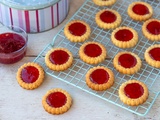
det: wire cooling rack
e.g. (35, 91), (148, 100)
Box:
(34, 0), (160, 116)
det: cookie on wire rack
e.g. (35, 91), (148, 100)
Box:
(64, 20), (91, 42)
(127, 1), (153, 21)
(111, 26), (138, 48)
(95, 9), (121, 29)
(119, 80), (149, 106)
(79, 41), (107, 64)
(144, 44), (160, 68)
(45, 48), (73, 71)
(86, 66), (114, 91)
(93, 0), (116, 6)
(142, 19), (160, 41)
(113, 51), (142, 75)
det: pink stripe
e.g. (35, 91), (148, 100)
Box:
(36, 10), (40, 32)
(57, 3), (59, 24)
(9, 8), (13, 26)
(51, 6), (54, 28)
(24, 11), (30, 32)
(18, 11), (23, 29)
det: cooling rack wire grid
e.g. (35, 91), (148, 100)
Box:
(34, 0), (160, 116)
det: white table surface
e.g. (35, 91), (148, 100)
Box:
(0, 0), (160, 120)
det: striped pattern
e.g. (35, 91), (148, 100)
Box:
(0, 0), (69, 33)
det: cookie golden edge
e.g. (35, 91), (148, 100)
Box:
(144, 44), (160, 68)
(95, 9), (122, 29)
(16, 62), (45, 90)
(42, 88), (72, 115)
(111, 26), (138, 48)
(79, 41), (107, 64)
(113, 51), (142, 74)
(92, 0), (116, 6)
(86, 66), (114, 91)
(45, 48), (73, 71)
(127, 1), (153, 21)
(119, 80), (149, 106)
(142, 19), (160, 41)
(64, 20), (91, 42)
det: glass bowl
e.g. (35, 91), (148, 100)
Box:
(0, 25), (28, 64)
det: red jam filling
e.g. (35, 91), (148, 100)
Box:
(46, 92), (67, 108)
(132, 4), (149, 15)
(49, 50), (69, 65)
(118, 53), (137, 68)
(69, 22), (86, 36)
(0, 33), (26, 64)
(115, 29), (133, 41)
(0, 33), (25, 53)
(84, 44), (102, 57)
(146, 21), (160, 35)
(21, 66), (39, 83)
(90, 69), (109, 84)
(124, 83), (144, 99)
(100, 10), (117, 23)
(149, 47), (160, 61)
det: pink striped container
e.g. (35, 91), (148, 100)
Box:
(0, 0), (69, 33)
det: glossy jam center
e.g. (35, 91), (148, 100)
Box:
(118, 53), (137, 68)
(84, 44), (102, 57)
(146, 21), (160, 35)
(46, 92), (67, 108)
(0, 33), (25, 53)
(124, 83), (144, 99)
(21, 66), (39, 83)
(69, 22), (86, 36)
(149, 47), (160, 61)
(115, 29), (133, 41)
(90, 69), (109, 84)
(100, 10), (117, 23)
(132, 4), (149, 15)
(49, 50), (69, 65)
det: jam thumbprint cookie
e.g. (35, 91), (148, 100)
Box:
(142, 19), (160, 41)
(111, 26), (138, 48)
(42, 88), (72, 115)
(119, 80), (148, 106)
(16, 62), (44, 90)
(127, 1), (153, 21)
(45, 48), (73, 71)
(86, 66), (114, 91)
(95, 9), (121, 29)
(92, 0), (116, 6)
(113, 51), (141, 74)
(144, 44), (160, 68)
(79, 41), (107, 64)
(64, 20), (91, 42)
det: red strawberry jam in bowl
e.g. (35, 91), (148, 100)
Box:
(0, 26), (27, 64)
